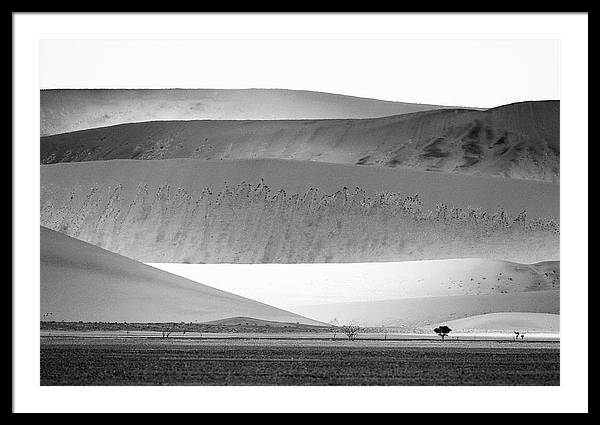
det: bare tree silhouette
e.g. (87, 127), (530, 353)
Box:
(341, 324), (361, 341)
(162, 326), (175, 339)
(329, 318), (339, 341)
(381, 323), (388, 341)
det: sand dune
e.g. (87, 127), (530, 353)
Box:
(41, 159), (558, 264)
(203, 317), (326, 329)
(150, 259), (559, 308)
(40, 226), (323, 325)
(40, 88), (461, 136)
(41, 100), (559, 181)
(39, 89), (561, 333)
(436, 312), (559, 333)
(150, 259), (559, 332)
(40, 158), (559, 218)
(291, 290), (559, 329)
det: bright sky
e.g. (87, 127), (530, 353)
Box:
(40, 39), (559, 108)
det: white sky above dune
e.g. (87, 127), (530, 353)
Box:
(40, 39), (559, 108)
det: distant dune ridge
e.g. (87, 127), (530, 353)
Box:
(40, 225), (324, 324)
(41, 99), (559, 182)
(283, 259), (560, 329)
(41, 159), (558, 264)
(40, 88), (464, 136)
(292, 290), (559, 329)
(150, 258), (559, 331)
(438, 312), (559, 333)
(150, 259), (559, 308)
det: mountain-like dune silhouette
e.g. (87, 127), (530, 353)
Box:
(40, 88), (463, 136)
(41, 159), (559, 264)
(40, 226), (323, 324)
(41, 100), (558, 182)
(203, 317), (325, 329)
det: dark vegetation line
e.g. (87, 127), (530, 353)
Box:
(40, 321), (331, 334)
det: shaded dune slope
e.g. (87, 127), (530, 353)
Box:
(41, 88), (460, 136)
(40, 226), (323, 325)
(41, 101), (559, 182)
(41, 159), (559, 264)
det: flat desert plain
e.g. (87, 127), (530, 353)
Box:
(40, 336), (559, 386)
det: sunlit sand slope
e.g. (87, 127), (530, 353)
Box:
(41, 159), (558, 264)
(41, 100), (558, 181)
(437, 312), (559, 333)
(149, 259), (559, 308)
(40, 226), (324, 325)
(291, 290), (559, 328)
(40, 88), (459, 136)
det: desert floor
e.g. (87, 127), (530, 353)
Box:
(41, 334), (559, 386)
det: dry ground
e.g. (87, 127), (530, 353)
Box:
(40, 336), (559, 386)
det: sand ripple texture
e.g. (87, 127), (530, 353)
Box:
(41, 173), (559, 264)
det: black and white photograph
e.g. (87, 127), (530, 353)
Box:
(13, 13), (588, 413)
